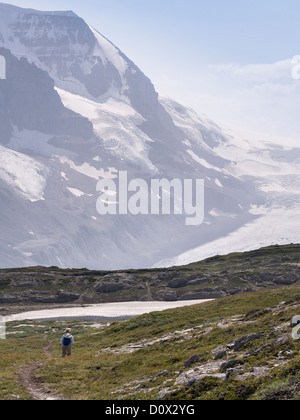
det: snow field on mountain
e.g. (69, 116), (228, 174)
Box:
(89, 26), (129, 78)
(0, 145), (47, 202)
(155, 205), (300, 268)
(56, 88), (157, 174)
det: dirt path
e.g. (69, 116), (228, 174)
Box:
(146, 281), (153, 301)
(19, 339), (63, 401)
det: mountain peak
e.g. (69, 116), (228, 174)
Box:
(0, 2), (77, 17)
(0, 3), (166, 123)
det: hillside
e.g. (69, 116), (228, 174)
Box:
(1, 285), (300, 400)
(0, 244), (299, 316)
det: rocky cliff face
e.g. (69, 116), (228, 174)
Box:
(0, 245), (299, 312)
(0, 4), (173, 138)
(0, 47), (93, 144)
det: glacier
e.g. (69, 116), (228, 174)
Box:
(0, 3), (299, 270)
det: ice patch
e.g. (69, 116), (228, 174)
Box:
(215, 178), (223, 188)
(154, 206), (300, 268)
(55, 156), (117, 180)
(67, 187), (86, 198)
(0, 145), (48, 202)
(187, 150), (222, 172)
(56, 88), (157, 174)
(61, 172), (69, 181)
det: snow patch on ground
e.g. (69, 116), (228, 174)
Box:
(5, 300), (211, 322)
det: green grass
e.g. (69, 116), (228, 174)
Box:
(0, 286), (300, 400)
(1, 285), (299, 400)
(0, 335), (45, 400)
(0, 244), (299, 400)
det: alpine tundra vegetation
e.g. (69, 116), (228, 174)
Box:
(0, 245), (299, 400)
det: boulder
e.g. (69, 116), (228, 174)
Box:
(214, 350), (227, 361)
(185, 355), (200, 368)
(220, 359), (242, 373)
(229, 333), (265, 352)
(167, 278), (188, 289)
(163, 291), (178, 302)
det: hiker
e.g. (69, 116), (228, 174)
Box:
(60, 328), (74, 358)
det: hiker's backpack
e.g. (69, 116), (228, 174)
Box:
(63, 336), (72, 346)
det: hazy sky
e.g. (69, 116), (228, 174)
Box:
(6, 0), (300, 145)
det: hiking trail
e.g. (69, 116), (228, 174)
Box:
(19, 338), (63, 401)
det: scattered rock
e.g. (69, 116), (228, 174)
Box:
(226, 366), (245, 379)
(185, 355), (200, 369)
(276, 334), (291, 344)
(175, 361), (225, 386)
(245, 309), (261, 318)
(156, 370), (168, 378)
(211, 345), (227, 356)
(229, 333), (265, 352)
(214, 351), (227, 361)
(245, 308), (270, 319)
(220, 359), (242, 373)
(235, 366), (270, 381)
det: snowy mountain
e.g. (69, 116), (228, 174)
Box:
(0, 3), (299, 269)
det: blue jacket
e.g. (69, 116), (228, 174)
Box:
(60, 333), (74, 346)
